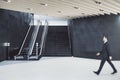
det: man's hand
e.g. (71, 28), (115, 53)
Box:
(109, 56), (112, 60)
(96, 52), (100, 56)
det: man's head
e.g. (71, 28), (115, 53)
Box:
(103, 35), (108, 43)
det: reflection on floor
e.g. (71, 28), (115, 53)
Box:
(0, 57), (119, 80)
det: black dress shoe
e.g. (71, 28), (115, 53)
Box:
(111, 71), (117, 74)
(93, 71), (99, 75)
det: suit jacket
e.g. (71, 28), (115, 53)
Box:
(100, 42), (111, 59)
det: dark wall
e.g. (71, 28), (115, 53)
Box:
(69, 14), (120, 60)
(0, 9), (33, 61)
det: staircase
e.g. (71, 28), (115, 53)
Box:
(43, 26), (71, 56)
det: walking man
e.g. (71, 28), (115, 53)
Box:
(93, 35), (117, 75)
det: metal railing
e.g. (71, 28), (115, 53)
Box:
(27, 20), (41, 60)
(39, 20), (49, 56)
(14, 21), (33, 60)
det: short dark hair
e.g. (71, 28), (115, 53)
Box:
(103, 34), (108, 38)
(103, 35), (107, 38)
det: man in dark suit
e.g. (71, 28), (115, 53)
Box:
(93, 36), (117, 75)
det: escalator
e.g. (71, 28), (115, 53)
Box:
(14, 19), (48, 60)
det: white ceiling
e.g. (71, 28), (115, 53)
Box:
(0, 0), (120, 19)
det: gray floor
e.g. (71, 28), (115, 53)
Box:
(0, 57), (120, 80)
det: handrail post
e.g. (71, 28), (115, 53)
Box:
(36, 42), (39, 59)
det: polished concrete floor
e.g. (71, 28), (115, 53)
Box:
(0, 57), (119, 80)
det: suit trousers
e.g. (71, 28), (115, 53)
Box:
(97, 58), (117, 74)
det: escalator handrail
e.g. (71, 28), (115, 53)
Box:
(39, 20), (48, 56)
(17, 21), (33, 56)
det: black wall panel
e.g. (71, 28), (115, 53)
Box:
(0, 9), (33, 61)
(69, 14), (120, 60)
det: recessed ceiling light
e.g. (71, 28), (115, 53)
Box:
(3, 0), (11, 3)
(27, 8), (33, 11)
(73, 6), (79, 9)
(39, 3), (48, 6)
(67, 16), (70, 17)
(82, 13), (85, 15)
(99, 9), (104, 12)
(57, 11), (62, 13)
(94, 0), (102, 5)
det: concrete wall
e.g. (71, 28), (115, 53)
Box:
(69, 14), (120, 60)
(0, 9), (33, 61)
